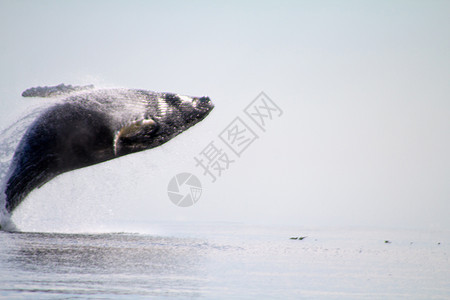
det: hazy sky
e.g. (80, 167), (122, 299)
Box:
(0, 0), (449, 231)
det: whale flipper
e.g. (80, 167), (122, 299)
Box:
(113, 119), (158, 156)
(21, 84), (95, 98)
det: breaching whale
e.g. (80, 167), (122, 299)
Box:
(3, 84), (214, 213)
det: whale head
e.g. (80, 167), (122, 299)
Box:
(113, 92), (214, 156)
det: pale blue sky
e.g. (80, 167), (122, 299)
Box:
(1, 0), (449, 230)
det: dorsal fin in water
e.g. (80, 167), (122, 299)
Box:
(22, 83), (95, 98)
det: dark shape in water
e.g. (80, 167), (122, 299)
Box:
(4, 84), (214, 213)
(289, 236), (307, 240)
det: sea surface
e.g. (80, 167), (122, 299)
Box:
(0, 223), (449, 299)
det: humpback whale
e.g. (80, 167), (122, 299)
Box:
(3, 84), (214, 213)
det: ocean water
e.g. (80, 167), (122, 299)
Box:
(0, 223), (449, 299)
(0, 98), (448, 299)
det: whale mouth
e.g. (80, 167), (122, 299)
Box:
(198, 96), (210, 103)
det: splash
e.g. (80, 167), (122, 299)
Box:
(0, 100), (62, 231)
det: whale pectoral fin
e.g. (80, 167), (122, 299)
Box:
(114, 118), (158, 156)
(22, 84), (95, 98)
